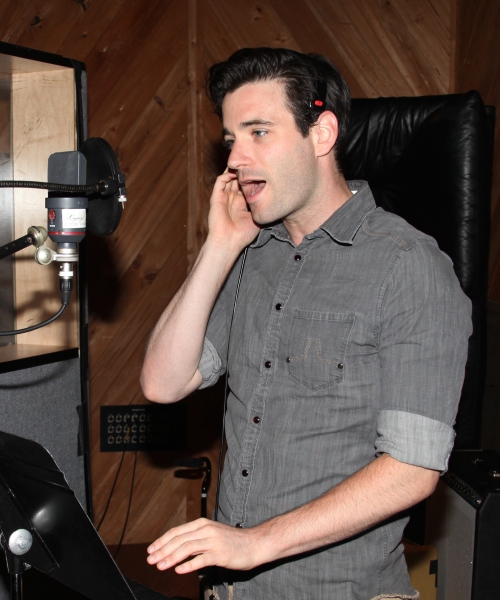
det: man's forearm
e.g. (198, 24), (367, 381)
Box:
(252, 453), (439, 564)
(140, 238), (241, 403)
(147, 454), (439, 573)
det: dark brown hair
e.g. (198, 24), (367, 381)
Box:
(207, 47), (351, 168)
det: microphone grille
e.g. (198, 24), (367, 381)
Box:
(48, 151), (87, 188)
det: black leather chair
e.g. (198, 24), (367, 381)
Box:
(344, 90), (494, 449)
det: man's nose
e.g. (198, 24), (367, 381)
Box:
(227, 140), (250, 171)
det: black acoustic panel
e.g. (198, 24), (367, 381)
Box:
(345, 92), (493, 449)
(0, 358), (86, 600)
(0, 359), (85, 505)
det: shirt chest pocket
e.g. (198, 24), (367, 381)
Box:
(286, 310), (356, 391)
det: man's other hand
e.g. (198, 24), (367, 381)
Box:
(146, 518), (262, 574)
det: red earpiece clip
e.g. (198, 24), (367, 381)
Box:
(314, 100), (324, 107)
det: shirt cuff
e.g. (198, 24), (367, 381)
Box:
(198, 338), (224, 389)
(375, 409), (456, 472)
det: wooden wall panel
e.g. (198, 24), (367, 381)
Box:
(304, 0), (450, 96)
(187, 0), (205, 269)
(82, 3), (192, 546)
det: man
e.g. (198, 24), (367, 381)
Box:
(141, 48), (471, 599)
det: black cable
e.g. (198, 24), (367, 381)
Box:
(214, 247), (249, 522)
(0, 179), (103, 194)
(96, 451), (126, 531)
(114, 450), (138, 560)
(0, 303), (67, 336)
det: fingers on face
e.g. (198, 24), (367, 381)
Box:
(217, 170), (236, 185)
(229, 177), (241, 195)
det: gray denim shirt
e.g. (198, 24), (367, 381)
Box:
(199, 181), (472, 600)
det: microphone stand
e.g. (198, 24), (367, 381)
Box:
(0, 530), (37, 600)
(174, 457), (212, 600)
(0, 225), (77, 337)
(0, 226), (47, 261)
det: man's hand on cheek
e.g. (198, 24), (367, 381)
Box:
(207, 170), (260, 252)
(146, 518), (264, 574)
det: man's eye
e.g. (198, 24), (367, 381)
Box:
(253, 130), (267, 138)
(223, 139), (234, 150)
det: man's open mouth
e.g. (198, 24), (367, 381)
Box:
(240, 180), (266, 198)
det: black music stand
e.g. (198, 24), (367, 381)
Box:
(0, 430), (163, 600)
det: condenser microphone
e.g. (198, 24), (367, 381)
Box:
(46, 151), (88, 245)
(0, 141), (126, 336)
(44, 151), (88, 305)
(45, 139), (126, 240)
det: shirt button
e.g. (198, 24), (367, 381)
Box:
(253, 416), (261, 424)
(294, 254), (302, 261)
(235, 523), (243, 528)
(337, 363), (344, 369)
(286, 357), (291, 363)
(242, 469), (249, 477)
(275, 303), (282, 310)
(264, 360), (272, 369)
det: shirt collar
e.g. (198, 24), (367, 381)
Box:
(251, 180), (376, 248)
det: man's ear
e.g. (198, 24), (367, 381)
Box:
(312, 111), (339, 157)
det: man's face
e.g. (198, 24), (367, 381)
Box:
(222, 80), (319, 227)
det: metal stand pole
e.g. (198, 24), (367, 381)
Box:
(0, 226), (47, 261)
(1, 530), (33, 600)
(10, 573), (22, 600)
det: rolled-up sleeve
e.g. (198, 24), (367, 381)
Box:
(374, 239), (472, 471)
(376, 411), (456, 471)
(197, 258), (238, 389)
(198, 337), (225, 389)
